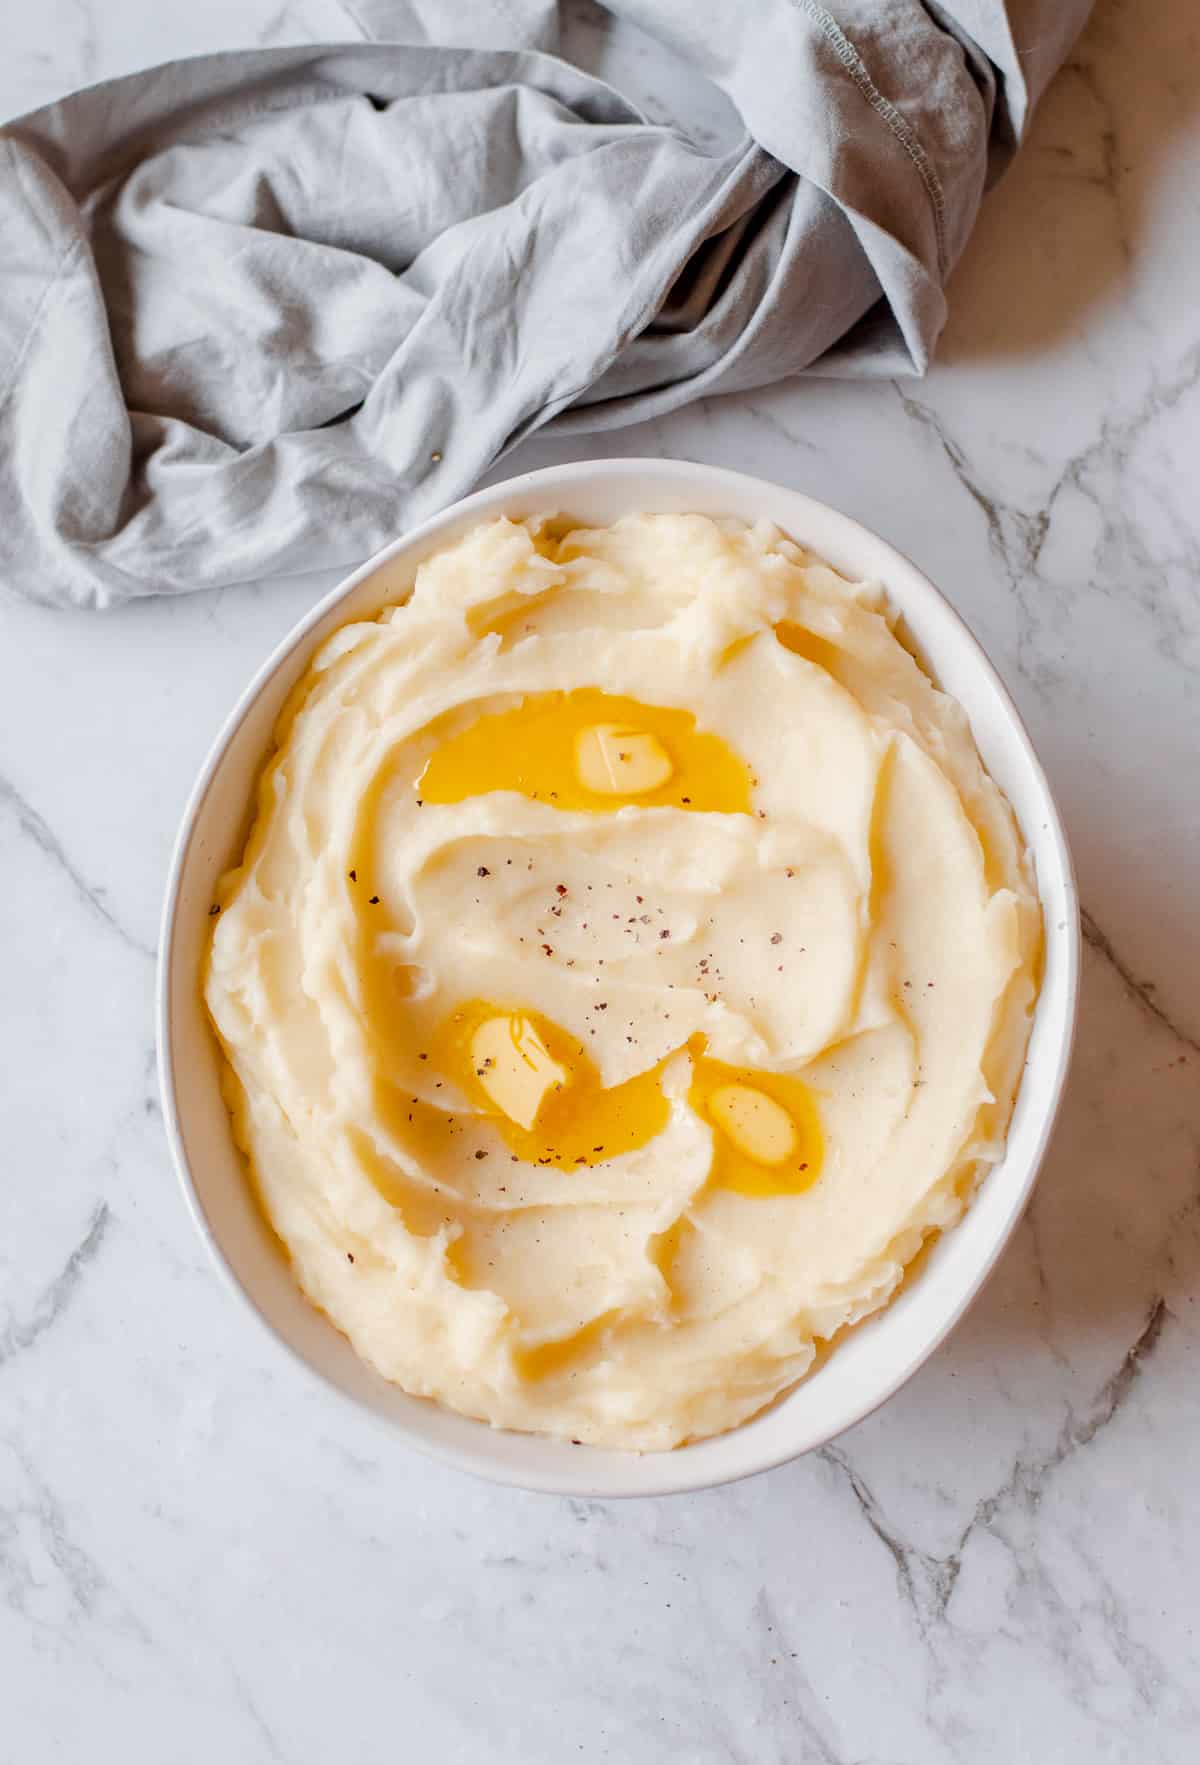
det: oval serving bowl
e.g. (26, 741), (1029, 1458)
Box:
(158, 459), (1079, 1497)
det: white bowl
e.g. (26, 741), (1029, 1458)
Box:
(158, 459), (1079, 1497)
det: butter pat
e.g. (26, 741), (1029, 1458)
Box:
(575, 724), (674, 796)
(708, 1084), (797, 1165)
(470, 1014), (569, 1130)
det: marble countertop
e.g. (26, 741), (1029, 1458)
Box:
(3, 2), (1198, 1759)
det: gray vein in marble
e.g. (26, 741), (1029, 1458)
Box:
(0, 1202), (112, 1370)
(743, 1588), (849, 1765)
(1047, 342), (1200, 545)
(64, 0), (98, 83)
(1021, 1197), (1072, 1372)
(1066, 1535), (1175, 1715)
(229, 1665), (290, 1763)
(817, 1444), (958, 1636)
(1081, 908), (1200, 1055)
(903, 343), (1200, 563)
(717, 398), (822, 456)
(0, 771), (154, 961)
(1058, 53), (1126, 237)
(0, 1452), (105, 1626)
(823, 1296), (1170, 1638)
(951, 1293), (1168, 1545)
(893, 345), (1200, 683)
(255, 2), (298, 45)
(891, 383), (1049, 597)
(0, 1438), (152, 1647)
(255, 0), (356, 48)
(1072, 1294), (1167, 1449)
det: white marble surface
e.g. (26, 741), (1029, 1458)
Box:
(2, 2), (1199, 1758)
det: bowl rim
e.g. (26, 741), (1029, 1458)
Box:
(158, 457), (1080, 1496)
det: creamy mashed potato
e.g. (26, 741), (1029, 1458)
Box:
(205, 514), (1041, 1450)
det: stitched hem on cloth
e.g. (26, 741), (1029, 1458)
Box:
(788, 0), (949, 276)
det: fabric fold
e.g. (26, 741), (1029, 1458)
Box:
(0, 1), (1091, 608)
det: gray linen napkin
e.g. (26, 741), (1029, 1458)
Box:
(0, 1), (1090, 609)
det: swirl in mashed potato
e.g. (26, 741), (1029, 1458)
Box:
(205, 513), (1041, 1450)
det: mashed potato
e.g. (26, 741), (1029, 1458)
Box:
(205, 514), (1041, 1449)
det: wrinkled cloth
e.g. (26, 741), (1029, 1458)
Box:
(0, 0), (1091, 609)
